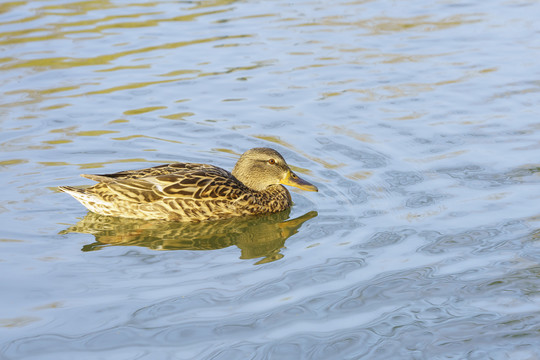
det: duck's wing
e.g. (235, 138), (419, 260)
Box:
(84, 165), (248, 203)
(81, 163), (215, 182)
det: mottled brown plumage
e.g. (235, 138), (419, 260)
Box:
(58, 148), (318, 221)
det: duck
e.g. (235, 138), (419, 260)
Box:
(58, 147), (318, 221)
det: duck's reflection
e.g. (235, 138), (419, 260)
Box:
(61, 210), (317, 264)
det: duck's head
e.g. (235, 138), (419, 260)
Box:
(232, 147), (318, 192)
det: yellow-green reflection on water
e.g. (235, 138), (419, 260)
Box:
(0, 159), (28, 166)
(292, 14), (480, 33)
(62, 210), (317, 264)
(41, 158), (155, 169)
(0, 2), (234, 46)
(1, 35), (251, 70)
(0, 316), (41, 328)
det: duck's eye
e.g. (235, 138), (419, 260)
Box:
(268, 159), (276, 165)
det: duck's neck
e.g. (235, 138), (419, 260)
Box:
(253, 185), (292, 212)
(231, 167), (267, 192)
(234, 175), (264, 191)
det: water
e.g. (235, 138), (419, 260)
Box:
(1, 0), (540, 359)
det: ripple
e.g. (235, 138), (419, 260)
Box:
(436, 165), (523, 189)
(405, 192), (449, 208)
(419, 227), (502, 254)
(316, 137), (388, 169)
(355, 229), (416, 249)
(383, 170), (424, 187)
(237, 258), (365, 303)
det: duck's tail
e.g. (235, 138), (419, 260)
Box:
(58, 185), (83, 194)
(58, 185), (107, 210)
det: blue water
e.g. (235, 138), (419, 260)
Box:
(1, 0), (540, 359)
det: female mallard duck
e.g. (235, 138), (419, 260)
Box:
(59, 147), (318, 221)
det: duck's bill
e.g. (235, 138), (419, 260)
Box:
(280, 171), (318, 192)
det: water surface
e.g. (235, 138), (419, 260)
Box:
(1, 0), (540, 359)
